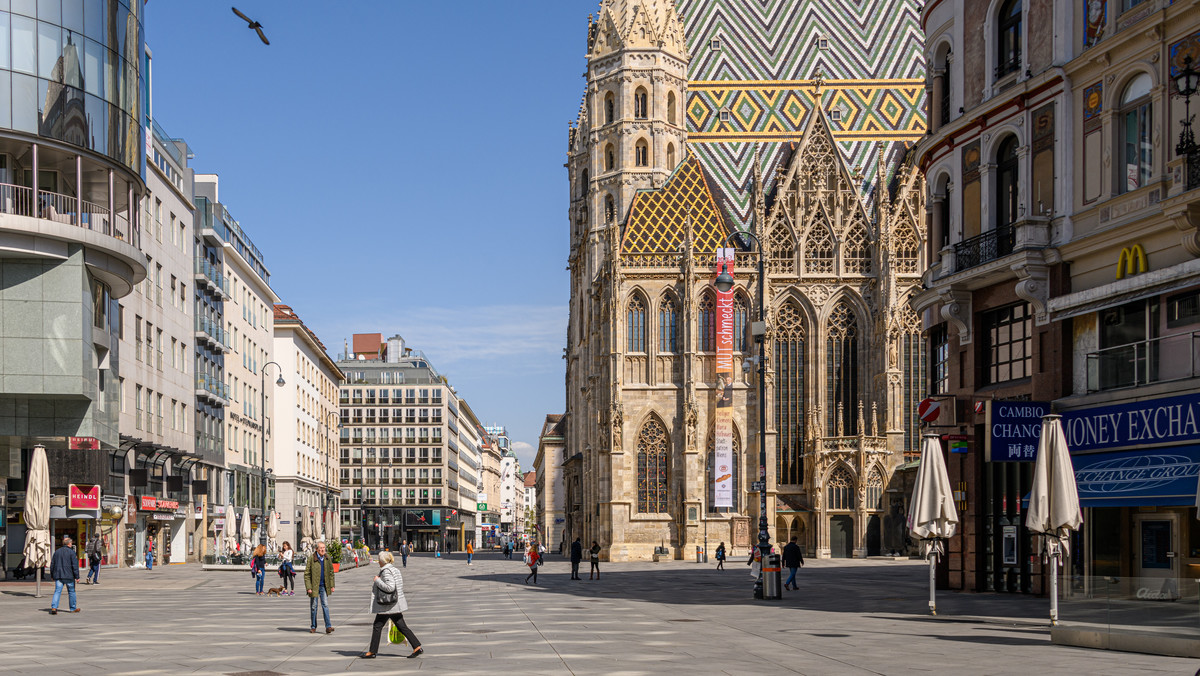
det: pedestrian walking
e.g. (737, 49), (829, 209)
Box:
(748, 546), (762, 580)
(85, 533), (104, 584)
(145, 537), (154, 570)
(251, 544), (267, 595)
(503, 541), (511, 560)
(569, 537), (583, 580)
(49, 535), (79, 615)
(782, 536), (804, 590)
(523, 546), (541, 584)
(399, 541), (409, 568)
(715, 542), (726, 571)
(360, 551), (424, 659)
(279, 542), (296, 595)
(588, 540), (601, 580)
(434, 540), (440, 558)
(466, 541), (474, 566)
(304, 541), (336, 634)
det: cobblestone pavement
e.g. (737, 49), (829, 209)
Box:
(1, 552), (1196, 675)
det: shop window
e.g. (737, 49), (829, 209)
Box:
(983, 302), (1032, 384)
(1167, 290), (1200, 329)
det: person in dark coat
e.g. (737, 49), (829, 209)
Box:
(569, 537), (583, 580)
(49, 535), (80, 614)
(715, 542), (726, 571)
(782, 536), (804, 591)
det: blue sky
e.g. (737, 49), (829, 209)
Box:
(145, 2), (592, 467)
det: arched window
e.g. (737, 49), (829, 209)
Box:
(842, 213), (871, 274)
(658, 295), (678, 353)
(579, 169), (589, 199)
(734, 293), (749, 352)
(774, 302), (806, 485)
(605, 144), (615, 172)
(900, 322), (926, 455)
(706, 428), (741, 512)
(626, 295), (646, 352)
(768, 224), (796, 274)
(604, 92), (615, 124)
(995, 136), (1019, 228)
(667, 91), (677, 125)
(996, 0), (1021, 78)
(865, 467), (884, 511)
(634, 87), (648, 119)
(636, 418), (669, 513)
(635, 139), (649, 167)
(666, 143), (676, 170)
(605, 194), (615, 222)
(803, 214), (834, 274)
(827, 466), (853, 510)
(698, 292), (715, 352)
(894, 220), (920, 273)
(826, 300), (859, 436)
(1120, 73), (1153, 194)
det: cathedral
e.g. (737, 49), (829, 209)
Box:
(564, 0), (928, 560)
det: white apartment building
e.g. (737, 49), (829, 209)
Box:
(499, 446), (522, 538)
(456, 399), (485, 547)
(273, 304), (344, 548)
(194, 174), (278, 544)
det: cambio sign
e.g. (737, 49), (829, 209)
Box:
(987, 401), (1050, 461)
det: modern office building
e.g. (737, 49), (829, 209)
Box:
(1, 0), (148, 576)
(272, 304), (343, 548)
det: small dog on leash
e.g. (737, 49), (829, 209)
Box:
(265, 586), (285, 596)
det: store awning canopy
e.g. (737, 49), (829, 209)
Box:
(1071, 445), (1200, 508)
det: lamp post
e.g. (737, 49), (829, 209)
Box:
(259, 361), (285, 545)
(1174, 55), (1200, 190)
(715, 231), (770, 599)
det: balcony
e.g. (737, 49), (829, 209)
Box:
(194, 258), (230, 298)
(195, 373), (230, 405)
(952, 224), (1015, 272)
(195, 317), (231, 351)
(1087, 331), (1200, 392)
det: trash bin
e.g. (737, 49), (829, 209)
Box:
(763, 553), (782, 600)
(695, 546), (708, 563)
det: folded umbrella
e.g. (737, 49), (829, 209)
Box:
(1025, 415), (1083, 625)
(908, 433), (958, 615)
(22, 446), (51, 597)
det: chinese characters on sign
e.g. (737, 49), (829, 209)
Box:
(985, 401), (1050, 461)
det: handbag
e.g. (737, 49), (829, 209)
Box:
(374, 570), (398, 606)
(388, 621), (407, 645)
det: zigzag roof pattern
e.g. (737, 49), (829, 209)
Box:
(620, 154), (729, 254)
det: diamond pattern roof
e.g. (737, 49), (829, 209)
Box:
(621, 155), (730, 254)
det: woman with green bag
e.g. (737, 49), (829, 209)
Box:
(361, 551), (423, 659)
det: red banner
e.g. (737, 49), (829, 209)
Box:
(67, 484), (100, 510)
(69, 436), (98, 450)
(713, 247), (736, 508)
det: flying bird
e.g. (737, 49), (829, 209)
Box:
(231, 7), (269, 45)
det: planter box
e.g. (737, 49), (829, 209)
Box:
(333, 563), (340, 573)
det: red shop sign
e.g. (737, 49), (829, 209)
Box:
(67, 484), (100, 510)
(140, 496), (157, 511)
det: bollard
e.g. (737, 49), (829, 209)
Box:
(763, 553), (782, 600)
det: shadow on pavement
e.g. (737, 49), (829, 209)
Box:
(276, 626), (314, 632)
(935, 634), (1048, 646)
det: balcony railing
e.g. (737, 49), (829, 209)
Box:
(1188, 149), (1200, 192)
(953, 224), (1015, 272)
(1, 182), (133, 244)
(196, 316), (230, 348)
(1086, 330), (1200, 392)
(195, 373), (230, 401)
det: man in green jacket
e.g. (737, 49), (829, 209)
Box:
(304, 541), (336, 633)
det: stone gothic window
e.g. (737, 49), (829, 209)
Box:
(605, 195), (615, 222)
(604, 91), (615, 124)
(635, 139), (649, 167)
(768, 224), (796, 274)
(774, 302), (806, 485)
(826, 300), (859, 436)
(667, 143), (676, 170)
(734, 293), (749, 352)
(803, 215), (834, 274)
(706, 429), (741, 512)
(698, 292), (715, 352)
(842, 213), (872, 274)
(626, 295), (646, 352)
(658, 295), (678, 353)
(827, 465), (854, 510)
(634, 87), (648, 119)
(894, 220), (920, 273)
(866, 467), (884, 511)
(605, 144), (615, 172)
(900, 324), (926, 455)
(636, 418), (669, 513)
(667, 91), (677, 125)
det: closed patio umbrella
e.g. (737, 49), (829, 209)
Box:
(1025, 414), (1083, 625)
(267, 510), (280, 551)
(222, 501), (237, 557)
(22, 445), (51, 598)
(299, 506), (314, 551)
(908, 433), (958, 615)
(327, 509), (337, 544)
(240, 506), (252, 553)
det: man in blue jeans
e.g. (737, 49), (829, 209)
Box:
(50, 535), (80, 615)
(304, 541), (336, 633)
(782, 535), (804, 591)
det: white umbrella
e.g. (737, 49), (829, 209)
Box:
(907, 433), (959, 615)
(1025, 414), (1083, 625)
(240, 506), (253, 553)
(222, 501), (237, 557)
(267, 510), (280, 552)
(22, 445), (51, 597)
(327, 509), (338, 544)
(299, 506), (314, 551)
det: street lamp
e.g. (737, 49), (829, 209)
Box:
(259, 361), (285, 545)
(1175, 55), (1200, 190)
(715, 230), (771, 600)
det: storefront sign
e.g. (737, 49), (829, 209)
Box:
(713, 247), (736, 509)
(67, 484), (100, 510)
(1070, 445), (1200, 507)
(986, 401), (1051, 461)
(139, 497), (180, 512)
(1062, 392), (1200, 452)
(152, 513), (173, 521)
(405, 509), (441, 527)
(69, 436), (98, 450)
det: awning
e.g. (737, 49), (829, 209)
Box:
(1071, 445), (1200, 508)
(1048, 258), (1200, 321)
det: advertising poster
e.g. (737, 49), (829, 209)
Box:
(713, 247), (736, 508)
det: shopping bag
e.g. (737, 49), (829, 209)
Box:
(388, 621), (407, 645)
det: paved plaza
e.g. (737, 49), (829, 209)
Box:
(1, 552), (1196, 675)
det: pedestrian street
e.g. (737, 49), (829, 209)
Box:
(1, 552), (1195, 675)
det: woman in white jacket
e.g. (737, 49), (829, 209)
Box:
(361, 551), (424, 659)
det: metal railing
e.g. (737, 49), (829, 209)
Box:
(1086, 330), (1200, 392)
(953, 224), (1015, 272)
(0, 182), (133, 243)
(196, 373), (230, 400)
(196, 317), (230, 347)
(1188, 149), (1200, 191)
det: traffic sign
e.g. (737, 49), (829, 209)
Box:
(917, 398), (941, 423)
(476, 502), (487, 511)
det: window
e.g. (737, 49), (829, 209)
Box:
(827, 466), (853, 510)
(1167, 290), (1200, 329)
(720, 109), (731, 122)
(734, 295), (749, 352)
(995, 136), (1020, 228)
(901, 326), (926, 455)
(774, 302), (807, 484)
(626, 295), (646, 352)
(930, 325), (950, 395)
(605, 195), (615, 222)
(634, 87), (648, 119)
(818, 36), (829, 50)
(826, 300), (859, 435)
(865, 468), (884, 511)
(658, 295), (678, 353)
(636, 418), (669, 513)
(698, 292), (715, 352)
(1120, 73), (1152, 193)
(803, 218), (833, 274)
(635, 139), (649, 167)
(996, 0), (1021, 78)
(667, 91), (677, 125)
(666, 143), (676, 170)
(829, 109), (842, 122)
(605, 144), (615, 172)
(604, 92), (614, 125)
(710, 38), (722, 51)
(983, 302), (1032, 384)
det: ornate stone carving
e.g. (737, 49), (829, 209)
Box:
(938, 288), (972, 344)
(1012, 262), (1051, 326)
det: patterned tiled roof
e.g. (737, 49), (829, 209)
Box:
(620, 155), (729, 254)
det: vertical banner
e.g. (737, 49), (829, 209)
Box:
(713, 248), (736, 508)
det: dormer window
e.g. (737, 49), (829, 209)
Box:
(710, 38), (722, 51)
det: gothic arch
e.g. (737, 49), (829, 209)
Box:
(801, 207), (835, 275)
(635, 413), (670, 514)
(697, 289), (716, 352)
(635, 137), (650, 167)
(657, 290), (680, 354)
(841, 209), (872, 275)
(625, 289), (649, 353)
(733, 289), (751, 352)
(767, 219), (797, 274)
(824, 296), (862, 436)
(864, 463), (886, 512)
(667, 91), (678, 126)
(893, 217), (920, 274)
(774, 299), (809, 486)
(825, 463), (856, 511)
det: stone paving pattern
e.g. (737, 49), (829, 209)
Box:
(1, 553), (1196, 675)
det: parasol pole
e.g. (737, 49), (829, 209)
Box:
(1049, 537), (1059, 625)
(928, 541), (937, 615)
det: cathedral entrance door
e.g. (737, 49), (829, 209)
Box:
(866, 515), (881, 557)
(829, 515), (853, 559)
